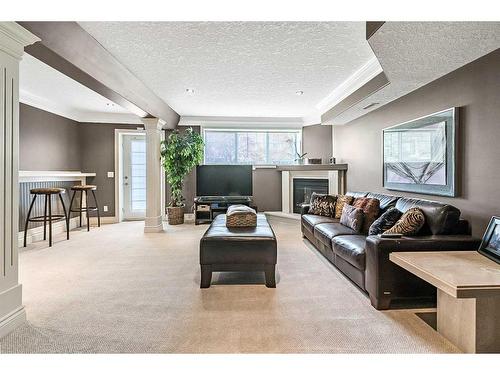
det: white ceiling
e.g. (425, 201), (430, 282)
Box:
(19, 53), (142, 124)
(78, 22), (376, 123)
(329, 22), (500, 124)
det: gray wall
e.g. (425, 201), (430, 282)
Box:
(79, 123), (140, 217)
(19, 103), (81, 171)
(302, 124), (333, 161)
(252, 169), (282, 211)
(334, 49), (500, 237)
(19, 104), (140, 218)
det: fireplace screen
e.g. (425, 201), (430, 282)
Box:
(293, 178), (329, 214)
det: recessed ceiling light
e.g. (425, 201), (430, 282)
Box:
(106, 102), (115, 107)
(295, 90), (304, 96)
(186, 88), (195, 95)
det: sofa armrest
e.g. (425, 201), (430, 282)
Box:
(365, 235), (482, 309)
(300, 204), (310, 215)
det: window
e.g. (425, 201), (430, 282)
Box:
(203, 129), (301, 165)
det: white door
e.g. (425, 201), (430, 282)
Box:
(122, 134), (146, 220)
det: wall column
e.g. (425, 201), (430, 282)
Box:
(142, 118), (165, 233)
(0, 23), (39, 338)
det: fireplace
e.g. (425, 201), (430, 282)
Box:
(292, 178), (329, 214)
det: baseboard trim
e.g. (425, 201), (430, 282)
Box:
(18, 216), (84, 247)
(0, 306), (26, 339)
(89, 216), (117, 224)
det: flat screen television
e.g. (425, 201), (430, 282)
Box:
(196, 165), (253, 197)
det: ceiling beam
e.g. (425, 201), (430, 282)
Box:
(366, 22), (385, 39)
(18, 22), (179, 128)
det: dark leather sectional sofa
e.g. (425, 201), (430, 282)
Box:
(301, 191), (481, 310)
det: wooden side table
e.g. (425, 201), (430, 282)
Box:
(390, 251), (500, 353)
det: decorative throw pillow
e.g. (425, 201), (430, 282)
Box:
(334, 195), (354, 219)
(384, 207), (426, 236)
(353, 197), (381, 233)
(340, 204), (364, 232)
(368, 207), (402, 235)
(308, 193), (337, 217)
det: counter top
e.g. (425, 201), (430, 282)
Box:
(19, 171), (96, 178)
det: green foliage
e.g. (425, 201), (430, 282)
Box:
(160, 127), (204, 207)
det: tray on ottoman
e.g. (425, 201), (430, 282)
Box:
(199, 214), (277, 288)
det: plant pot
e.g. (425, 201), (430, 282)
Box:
(166, 206), (184, 225)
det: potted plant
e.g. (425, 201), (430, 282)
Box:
(160, 127), (204, 225)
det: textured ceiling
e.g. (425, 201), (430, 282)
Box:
(330, 22), (500, 124)
(78, 22), (375, 120)
(20, 54), (142, 123)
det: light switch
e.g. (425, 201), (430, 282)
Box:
(103, 205), (109, 212)
(107, 171), (114, 178)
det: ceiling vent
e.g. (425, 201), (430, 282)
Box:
(362, 102), (380, 110)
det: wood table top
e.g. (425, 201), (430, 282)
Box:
(390, 251), (500, 298)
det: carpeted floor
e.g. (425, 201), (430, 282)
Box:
(0, 217), (459, 353)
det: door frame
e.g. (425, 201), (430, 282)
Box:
(114, 129), (146, 223)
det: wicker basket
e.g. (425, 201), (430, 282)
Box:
(167, 206), (184, 225)
(226, 205), (257, 227)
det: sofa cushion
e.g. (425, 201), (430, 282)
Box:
(384, 207), (426, 236)
(308, 193), (337, 217)
(366, 192), (399, 212)
(346, 191), (368, 198)
(334, 195), (354, 218)
(301, 214), (338, 233)
(332, 235), (367, 270)
(314, 223), (358, 247)
(340, 204), (364, 232)
(395, 197), (460, 235)
(368, 207), (402, 235)
(353, 197), (381, 233)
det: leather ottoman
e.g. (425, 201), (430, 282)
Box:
(199, 214), (277, 288)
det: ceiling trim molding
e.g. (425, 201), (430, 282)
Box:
(321, 71), (390, 124)
(179, 116), (304, 129)
(0, 22), (39, 60)
(316, 56), (383, 113)
(20, 88), (81, 122)
(20, 89), (142, 125)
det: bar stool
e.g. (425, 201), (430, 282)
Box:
(68, 185), (101, 231)
(23, 187), (69, 247)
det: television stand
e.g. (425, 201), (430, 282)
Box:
(194, 196), (255, 225)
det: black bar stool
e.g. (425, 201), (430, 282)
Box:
(23, 187), (69, 247)
(68, 185), (101, 231)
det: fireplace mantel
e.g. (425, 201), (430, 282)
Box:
(276, 164), (348, 172)
(280, 166), (347, 214)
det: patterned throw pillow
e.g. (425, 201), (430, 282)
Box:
(384, 207), (426, 236)
(308, 193), (337, 217)
(368, 207), (402, 235)
(353, 197), (381, 233)
(340, 204), (364, 232)
(334, 195), (354, 219)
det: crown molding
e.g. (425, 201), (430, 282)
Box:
(20, 89), (142, 125)
(179, 116), (304, 129)
(316, 56), (383, 113)
(0, 22), (39, 60)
